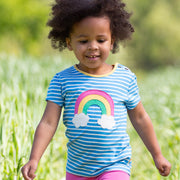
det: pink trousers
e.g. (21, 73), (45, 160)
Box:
(66, 170), (130, 180)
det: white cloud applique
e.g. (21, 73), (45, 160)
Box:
(72, 113), (89, 128)
(98, 115), (116, 129)
(72, 113), (115, 129)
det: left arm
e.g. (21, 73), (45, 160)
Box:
(128, 101), (171, 176)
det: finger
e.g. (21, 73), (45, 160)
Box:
(21, 166), (31, 180)
(160, 166), (170, 176)
(28, 167), (37, 179)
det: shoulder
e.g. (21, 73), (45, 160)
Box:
(116, 63), (136, 79)
(116, 63), (131, 72)
(53, 65), (75, 79)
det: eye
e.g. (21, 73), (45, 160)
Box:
(97, 39), (106, 43)
(79, 40), (88, 44)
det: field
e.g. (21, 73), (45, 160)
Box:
(0, 54), (180, 180)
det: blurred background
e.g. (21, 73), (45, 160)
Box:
(0, 0), (179, 69)
(0, 0), (180, 179)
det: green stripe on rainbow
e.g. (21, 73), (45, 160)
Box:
(75, 90), (114, 116)
(83, 99), (107, 115)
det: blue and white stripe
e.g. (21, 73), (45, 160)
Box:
(46, 63), (140, 177)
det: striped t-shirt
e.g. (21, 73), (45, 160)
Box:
(46, 63), (140, 177)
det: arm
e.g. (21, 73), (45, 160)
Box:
(128, 101), (171, 176)
(21, 101), (62, 180)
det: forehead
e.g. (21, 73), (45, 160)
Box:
(70, 16), (111, 37)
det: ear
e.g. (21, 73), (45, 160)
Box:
(110, 37), (115, 51)
(66, 38), (73, 51)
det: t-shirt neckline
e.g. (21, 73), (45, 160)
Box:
(74, 63), (118, 77)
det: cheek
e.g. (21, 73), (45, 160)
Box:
(102, 45), (111, 55)
(73, 45), (86, 58)
(77, 45), (87, 54)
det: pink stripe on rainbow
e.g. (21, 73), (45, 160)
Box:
(74, 90), (114, 116)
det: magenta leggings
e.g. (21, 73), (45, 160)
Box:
(66, 171), (129, 180)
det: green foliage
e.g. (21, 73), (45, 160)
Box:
(129, 67), (180, 179)
(0, 55), (180, 179)
(0, 0), (180, 68)
(0, 54), (68, 179)
(0, 0), (49, 55)
(127, 0), (180, 69)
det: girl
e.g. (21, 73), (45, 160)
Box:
(21, 0), (171, 179)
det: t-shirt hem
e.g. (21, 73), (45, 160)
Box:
(66, 168), (131, 177)
(127, 98), (141, 110)
(46, 99), (63, 107)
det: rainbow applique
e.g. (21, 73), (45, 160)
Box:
(72, 90), (115, 129)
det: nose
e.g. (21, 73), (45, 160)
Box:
(87, 41), (98, 51)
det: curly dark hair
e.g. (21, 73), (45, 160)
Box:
(47, 0), (134, 53)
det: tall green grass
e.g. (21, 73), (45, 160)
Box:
(129, 67), (180, 179)
(0, 54), (69, 180)
(0, 54), (179, 179)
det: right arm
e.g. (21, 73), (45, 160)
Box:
(21, 101), (62, 180)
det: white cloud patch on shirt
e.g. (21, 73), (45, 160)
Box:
(98, 115), (115, 129)
(72, 113), (89, 128)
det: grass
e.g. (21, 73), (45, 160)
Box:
(0, 53), (179, 179)
(129, 67), (180, 179)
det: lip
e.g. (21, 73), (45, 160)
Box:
(86, 56), (100, 61)
(85, 55), (100, 61)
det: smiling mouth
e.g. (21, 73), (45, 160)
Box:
(86, 55), (100, 58)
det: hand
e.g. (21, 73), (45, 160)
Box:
(153, 154), (171, 176)
(21, 160), (38, 180)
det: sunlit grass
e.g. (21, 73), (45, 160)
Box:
(129, 67), (180, 179)
(0, 54), (68, 180)
(0, 54), (179, 179)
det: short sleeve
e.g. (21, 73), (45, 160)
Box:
(126, 74), (141, 110)
(46, 73), (64, 107)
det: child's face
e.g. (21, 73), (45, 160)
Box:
(66, 16), (114, 74)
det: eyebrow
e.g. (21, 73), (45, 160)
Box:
(76, 35), (88, 38)
(76, 34), (107, 38)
